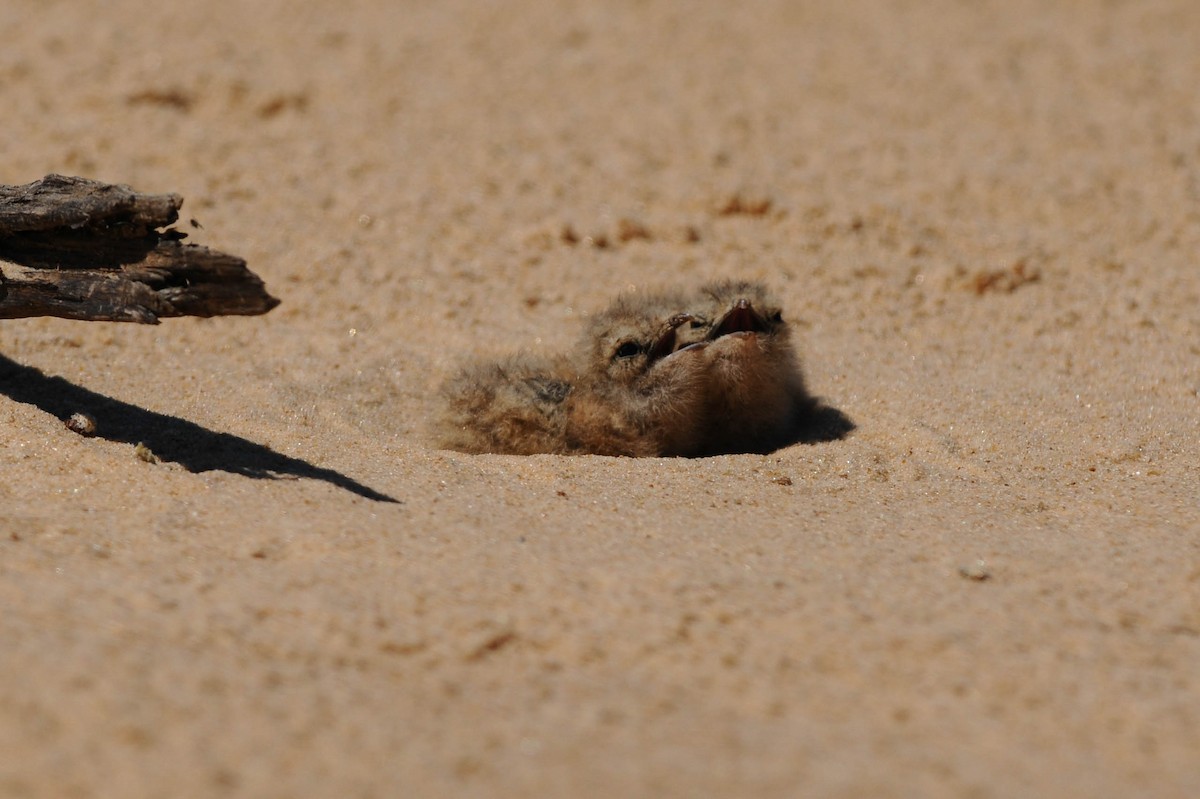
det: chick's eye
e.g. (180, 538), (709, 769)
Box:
(614, 341), (641, 359)
(770, 311), (783, 323)
(690, 318), (706, 329)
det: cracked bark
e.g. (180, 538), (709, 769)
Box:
(0, 174), (278, 323)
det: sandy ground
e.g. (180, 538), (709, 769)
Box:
(2, 1), (1199, 796)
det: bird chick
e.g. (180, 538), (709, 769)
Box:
(564, 290), (710, 456)
(680, 279), (815, 455)
(435, 291), (708, 457)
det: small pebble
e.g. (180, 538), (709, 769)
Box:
(959, 561), (991, 581)
(135, 442), (160, 464)
(66, 412), (97, 437)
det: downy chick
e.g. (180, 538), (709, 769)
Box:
(435, 290), (707, 456)
(680, 280), (815, 455)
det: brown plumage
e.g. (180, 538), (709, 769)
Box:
(564, 290), (709, 456)
(435, 289), (709, 456)
(679, 279), (816, 455)
(435, 280), (818, 457)
(435, 352), (576, 455)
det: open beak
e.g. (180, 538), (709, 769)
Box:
(708, 298), (769, 340)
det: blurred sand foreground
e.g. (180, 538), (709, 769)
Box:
(1, 2), (1198, 797)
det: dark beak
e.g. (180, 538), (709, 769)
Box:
(648, 313), (696, 363)
(708, 298), (769, 339)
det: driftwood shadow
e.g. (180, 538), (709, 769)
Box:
(0, 354), (398, 503)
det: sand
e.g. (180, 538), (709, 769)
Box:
(2, 1), (1198, 796)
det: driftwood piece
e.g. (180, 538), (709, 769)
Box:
(0, 174), (279, 323)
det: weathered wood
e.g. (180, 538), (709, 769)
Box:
(0, 174), (279, 323)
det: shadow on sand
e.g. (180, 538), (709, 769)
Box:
(793, 401), (856, 446)
(694, 398), (856, 458)
(0, 354), (399, 503)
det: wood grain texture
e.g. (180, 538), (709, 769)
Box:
(0, 174), (279, 323)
